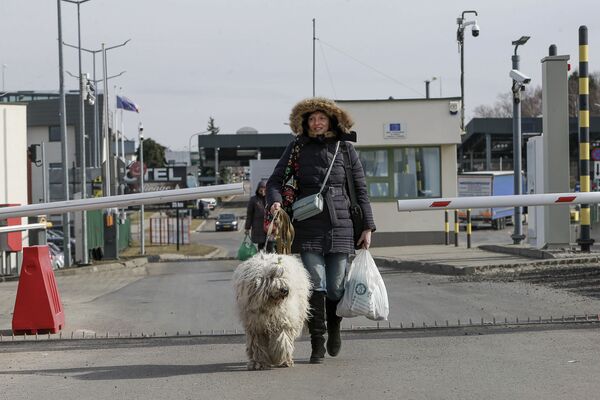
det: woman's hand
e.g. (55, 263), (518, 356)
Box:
(270, 202), (282, 214)
(356, 229), (372, 249)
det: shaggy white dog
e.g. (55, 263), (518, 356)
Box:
(233, 252), (311, 370)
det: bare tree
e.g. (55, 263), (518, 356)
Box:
(475, 70), (600, 119)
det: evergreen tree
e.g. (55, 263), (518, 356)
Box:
(207, 116), (220, 135)
(137, 138), (167, 167)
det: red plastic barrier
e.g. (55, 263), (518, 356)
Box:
(12, 246), (65, 334)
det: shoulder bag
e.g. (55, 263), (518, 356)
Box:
(292, 141), (340, 221)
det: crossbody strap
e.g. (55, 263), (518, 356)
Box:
(318, 140), (340, 195)
(341, 142), (359, 207)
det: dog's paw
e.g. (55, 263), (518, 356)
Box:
(279, 360), (294, 368)
(247, 360), (267, 371)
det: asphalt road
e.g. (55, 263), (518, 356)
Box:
(1, 325), (599, 400)
(2, 256), (600, 336)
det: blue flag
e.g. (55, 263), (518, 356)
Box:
(116, 95), (140, 113)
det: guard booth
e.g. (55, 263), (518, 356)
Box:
(338, 97), (462, 246)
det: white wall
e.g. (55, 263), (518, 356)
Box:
(339, 99), (461, 146)
(338, 99), (460, 234)
(0, 104), (28, 247)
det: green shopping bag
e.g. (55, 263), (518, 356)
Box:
(237, 234), (258, 261)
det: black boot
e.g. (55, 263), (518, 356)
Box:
(307, 291), (326, 364)
(326, 298), (343, 357)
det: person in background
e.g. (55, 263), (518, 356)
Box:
(245, 180), (268, 250)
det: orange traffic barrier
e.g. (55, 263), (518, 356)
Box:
(12, 246), (65, 334)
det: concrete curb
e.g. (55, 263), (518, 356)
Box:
(154, 246), (232, 263)
(0, 245), (231, 282)
(479, 244), (556, 259)
(0, 257), (151, 283)
(372, 254), (600, 276)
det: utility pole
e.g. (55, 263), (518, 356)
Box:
(312, 18), (316, 97)
(510, 36), (530, 245)
(57, 0), (72, 267)
(138, 122), (145, 255)
(68, 0), (91, 264)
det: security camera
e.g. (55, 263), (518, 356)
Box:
(471, 22), (480, 37)
(510, 69), (531, 84)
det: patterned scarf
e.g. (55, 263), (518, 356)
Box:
(264, 139), (303, 237)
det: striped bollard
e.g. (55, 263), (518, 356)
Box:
(454, 210), (459, 247)
(445, 210), (449, 245)
(577, 25), (595, 252)
(467, 209), (472, 248)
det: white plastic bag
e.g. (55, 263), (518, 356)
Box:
(337, 249), (389, 321)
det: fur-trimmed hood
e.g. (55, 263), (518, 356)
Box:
(289, 97), (354, 136)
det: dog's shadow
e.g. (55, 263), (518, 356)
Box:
(0, 362), (248, 381)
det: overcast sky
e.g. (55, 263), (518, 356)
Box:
(1, 0), (599, 150)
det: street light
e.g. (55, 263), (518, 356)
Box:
(188, 130), (209, 166)
(56, 0), (72, 267)
(138, 122), (145, 255)
(425, 76), (437, 99)
(62, 0), (91, 265)
(510, 35), (531, 245)
(456, 10), (480, 133)
(63, 39), (130, 168)
(1, 64), (6, 91)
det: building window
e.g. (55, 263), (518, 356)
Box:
(357, 146), (441, 200)
(49, 126), (61, 142)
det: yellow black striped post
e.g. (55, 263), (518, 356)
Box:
(578, 26), (595, 252)
(445, 210), (449, 245)
(454, 210), (459, 247)
(467, 209), (472, 248)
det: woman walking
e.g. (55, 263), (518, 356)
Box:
(266, 97), (376, 364)
(245, 180), (268, 250)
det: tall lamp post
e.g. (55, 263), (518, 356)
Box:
(138, 122), (145, 255)
(1, 64), (6, 91)
(456, 10), (480, 133)
(510, 35), (531, 245)
(56, 0), (72, 267)
(425, 77), (437, 99)
(63, 0), (91, 265)
(188, 130), (209, 166)
(63, 39), (130, 168)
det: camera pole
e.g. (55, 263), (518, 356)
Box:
(511, 36), (530, 244)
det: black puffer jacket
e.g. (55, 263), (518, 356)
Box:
(267, 135), (376, 255)
(245, 194), (267, 244)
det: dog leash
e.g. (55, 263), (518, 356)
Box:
(266, 208), (295, 255)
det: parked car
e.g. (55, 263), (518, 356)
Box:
(47, 229), (76, 256)
(47, 242), (64, 270)
(215, 213), (239, 231)
(201, 198), (218, 210)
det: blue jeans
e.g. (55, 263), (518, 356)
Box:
(300, 252), (348, 301)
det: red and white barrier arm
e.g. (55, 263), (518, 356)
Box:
(397, 192), (600, 212)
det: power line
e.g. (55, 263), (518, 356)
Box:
(318, 38), (424, 97)
(318, 40), (338, 99)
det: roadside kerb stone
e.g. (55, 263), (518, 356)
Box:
(371, 253), (600, 276)
(0, 245), (229, 282)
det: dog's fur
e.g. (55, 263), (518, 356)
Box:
(233, 252), (311, 370)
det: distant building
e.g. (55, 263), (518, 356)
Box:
(1, 90), (135, 203)
(460, 117), (600, 188)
